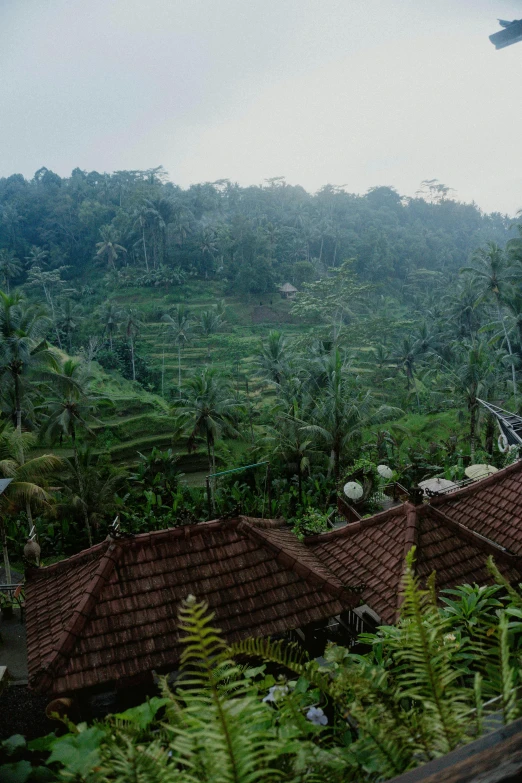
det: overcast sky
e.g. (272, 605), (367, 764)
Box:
(1, 0), (521, 214)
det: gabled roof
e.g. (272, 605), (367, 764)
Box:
(26, 517), (359, 696)
(279, 282), (298, 292)
(306, 502), (520, 625)
(430, 459), (522, 554)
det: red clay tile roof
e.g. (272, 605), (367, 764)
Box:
(306, 503), (520, 624)
(430, 460), (522, 553)
(26, 517), (359, 696)
(28, 463), (522, 696)
(306, 507), (411, 624)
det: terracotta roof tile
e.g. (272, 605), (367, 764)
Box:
(431, 460), (522, 554)
(306, 503), (520, 624)
(26, 517), (357, 696)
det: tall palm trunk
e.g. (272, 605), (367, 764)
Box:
(141, 221), (149, 273)
(14, 373), (22, 433)
(206, 435), (216, 512)
(497, 300), (517, 401)
(161, 340), (165, 397)
(130, 335), (136, 381)
(178, 342), (182, 398)
(469, 400), (477, 462)
(72, 430), (93, 547)
(14, 417), (35, 533)
(485, 413), (495, 455)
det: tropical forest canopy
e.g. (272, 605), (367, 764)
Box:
(0, 167), (511, 292)
(0, 165), (521, 561)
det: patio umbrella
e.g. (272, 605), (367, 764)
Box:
(418, 477), (458, 496)
(464, 464), (498, 480)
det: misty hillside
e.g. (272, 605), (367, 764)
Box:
(0, 168), (512, 296)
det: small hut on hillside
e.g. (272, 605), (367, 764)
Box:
(279, 282), (298, 299)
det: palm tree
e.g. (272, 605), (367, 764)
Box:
(59, 298), (81, 353)
(443, 278), (484, 342)
(172, 205), (194, 249)
(39, 358), (104, 545)
(444, 341), (499, 461)
(262, 397), (315, 506)
(255, 330), (289, 386)
(124, 309), (143, 381)
(95, 225), (127, 271)
(176, 367), (241, 478)
(503, 291), (522, 350)
(0, 250), (22, 293)
(462, 243), (517, 399)
(98, 302), (122, 352)
(0, 291), (54, 432)
(162, 305), (193, 397)
(57, 449), (125, 547)
(198, 228), (218, 277)
(304, 348), (400, 480)
(24, 245), (48, 270)
(198, 308), (223, 360)
(133, 207), (151, 272)
(0, 425), (62, 579)
(26, 266), (66, 346)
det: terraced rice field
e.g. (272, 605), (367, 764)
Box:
(111, 283), (313, 401)
(57, 283), (316, 478)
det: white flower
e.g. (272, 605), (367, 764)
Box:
(263, 685), (288, 703)
(444, 633), (456, 643)
(306, 706), (328, 725)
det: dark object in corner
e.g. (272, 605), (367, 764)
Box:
(389, 715), (522, 782)
(490, 19), (522, 49)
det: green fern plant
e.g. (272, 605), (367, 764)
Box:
(155, 595), (282, 783)
(8, 562), (522, 783)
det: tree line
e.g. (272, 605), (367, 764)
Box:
(0, 167), (511, 299)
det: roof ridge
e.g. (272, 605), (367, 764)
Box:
(426, 505), (519, 562)
(237, 515), (286, 529)
(239, 521), (358, 597)
(304, 503), (407, 544)
(430, 459), (522, 506)
(395, 504), (420, 620)
(31, 542), (123, 693)
(28, 540), (110, 579)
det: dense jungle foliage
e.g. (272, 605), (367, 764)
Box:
(0, 168), (511, 292)
(3, 553), (522, 783)
(0, 167), (521, 569)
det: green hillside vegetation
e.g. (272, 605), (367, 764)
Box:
(0, 168), (521, 567)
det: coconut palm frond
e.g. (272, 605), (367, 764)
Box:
(5, 481), (51, 508)
(15, 453), (64, 482)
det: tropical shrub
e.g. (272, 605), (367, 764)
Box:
(6, 550), (522, 783)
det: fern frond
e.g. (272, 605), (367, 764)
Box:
(393, 548), (474, 754)
(165, 596), (283, 783)
(229, 636), (339, 704)
(487, 556), (522, 608)
(97, 737), (180, 783)
(499, 612), (518, 725)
